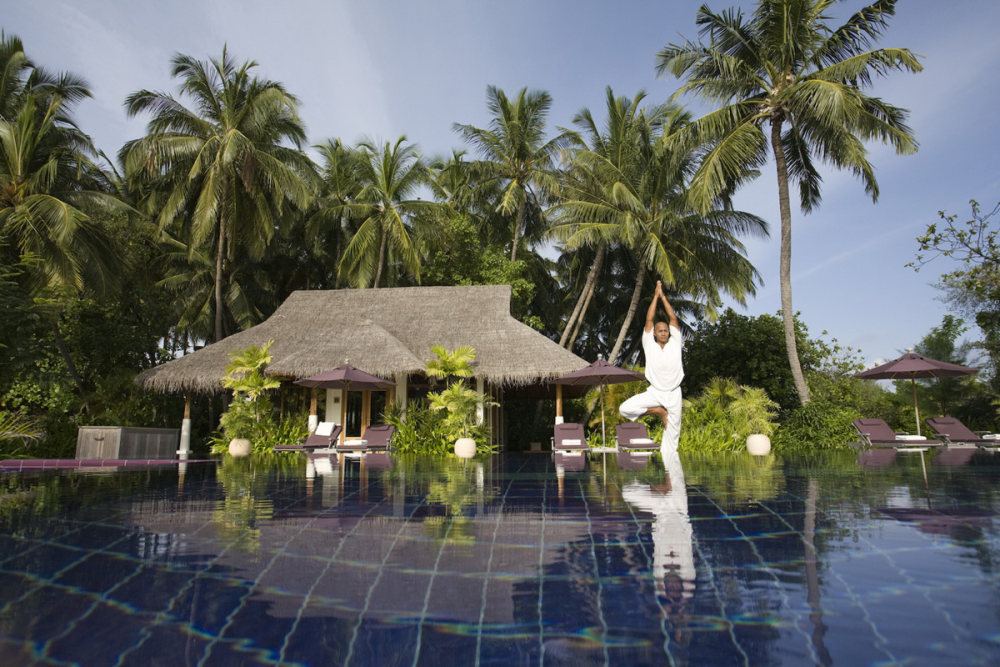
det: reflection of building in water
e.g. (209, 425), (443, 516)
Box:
(621, 451), (695, 601)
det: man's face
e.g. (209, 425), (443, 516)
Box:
(653, 322), (670, 345)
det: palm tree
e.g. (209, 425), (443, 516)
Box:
(307, 138), (364, 289)
(338, 136), (433, 288)
(122, 48), (313, 342)
(454, 86), (566, 262)
(0, 34), (120, 295)
(657, 0), (921, 404)
(553, 89), (654, 349)
(551, 89), (766, 364)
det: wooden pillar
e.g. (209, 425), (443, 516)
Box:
(476, 376), (485, 424)
(179, 393), (192, 460)
(555, 384), (564, 425)
(394, 372), (407, 415)
(309, 388), (318, 432)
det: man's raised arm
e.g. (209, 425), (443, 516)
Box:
(644, 282), (661, 332)
(659, 288), (679, 330)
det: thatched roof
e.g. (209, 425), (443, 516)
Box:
(136, 285), (589, 394)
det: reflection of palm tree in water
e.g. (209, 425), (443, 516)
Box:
(621, 450), (695, 641)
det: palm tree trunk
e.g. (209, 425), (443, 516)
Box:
(559, 284), (589, 348)
(770, 119), (811, 405)
(608, 265), (645, 364)
(374, 223), (388, 288)
(559, 244), (606, 348)
(568, 276), (597, 349)
(52, 320), (85, 398)
(214, 213), (226, 343)
(334, 207), (348, 289)
(510, 197), (525, 262)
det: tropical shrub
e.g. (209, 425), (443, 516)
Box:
(385, 403), (454, 455)
(0, 410), (41, 458)
(209, 341), (307, 455)
(425, 345), (497, 452)
(772, 401), (861, 451)
(678, 378), (779, 453)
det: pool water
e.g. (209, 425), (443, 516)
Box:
(1, 448), (998, 666)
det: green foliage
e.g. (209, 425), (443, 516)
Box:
(684, 309), (860, 413)
(0, 410), (41, 458)
(384, 402), (494, 456)
(772, 401), (862, 451)
(217, 341), (281, 444)
(912, 200), (1000, 394)
(895, 314), (994, 428)
(424, 346), (498, 448)
(678, 378), (779, 453)
(208, 415), (309, 456)
(425, 344), (475, 380)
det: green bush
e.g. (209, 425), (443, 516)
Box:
(679, 378), (779, 453)
(772, 400), (861, 451)
(385, 402), (494, 455)
(209, 412), (310, 455)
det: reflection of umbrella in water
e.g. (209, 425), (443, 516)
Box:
(553, 359), (645, 447)
(294, 364), (396, 443)
(855, 352), (978, 436)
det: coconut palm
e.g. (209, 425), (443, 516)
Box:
(122, 48), (313, 342)
(0, 35), (119, 295)
(339, 136), (434, 288)
(657, 0), (921, 404)
(307, 138), (364, 289)
(551, 89), (766, 363)
(454, 86), (567, 262)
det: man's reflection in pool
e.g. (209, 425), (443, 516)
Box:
(621, 449), (695, 642)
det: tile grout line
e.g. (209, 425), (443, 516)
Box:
(577, 476), (610, 667)
(474, 460), (520, 666)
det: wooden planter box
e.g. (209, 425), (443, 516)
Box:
(75, 426), (179, 460)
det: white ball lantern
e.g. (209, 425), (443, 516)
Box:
(228, 438), (251, 457)
(746, 434), (771, 456)
(454, 437), (476, 459)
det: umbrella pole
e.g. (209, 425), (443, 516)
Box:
(912, 378), (920, 436)
(600, 386), (606, 448)
(340, 383), (348, 446)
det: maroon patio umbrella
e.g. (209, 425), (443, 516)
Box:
(553, 359), (646, 446)
(294, 364), (396, 441)
(855, 352), (978, 435)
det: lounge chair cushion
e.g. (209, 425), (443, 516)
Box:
(315, 422), (335, 436)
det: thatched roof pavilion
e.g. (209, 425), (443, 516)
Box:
(137, 285), (589, 394)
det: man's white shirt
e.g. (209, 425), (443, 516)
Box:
(642, 325), (684, 391)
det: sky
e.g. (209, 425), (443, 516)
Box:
(6, 0), (1000, 367)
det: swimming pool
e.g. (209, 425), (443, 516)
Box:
(1, 448), (998, 665)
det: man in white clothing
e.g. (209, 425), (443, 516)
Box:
(619, 280), (683, 456)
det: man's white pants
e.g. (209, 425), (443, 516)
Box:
(619, 386), (682, 457)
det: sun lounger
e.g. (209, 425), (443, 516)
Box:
(553, 423), (588, 452)
(616, 422), (659, 451)
(851, 418), (942, 449)
(925, 417), (1000, 447)
(339, 423), (396, 453)
(275, 422), (342, 452)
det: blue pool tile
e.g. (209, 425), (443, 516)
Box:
(43, 601), (151, 665)
(54, 551), (142, 594)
